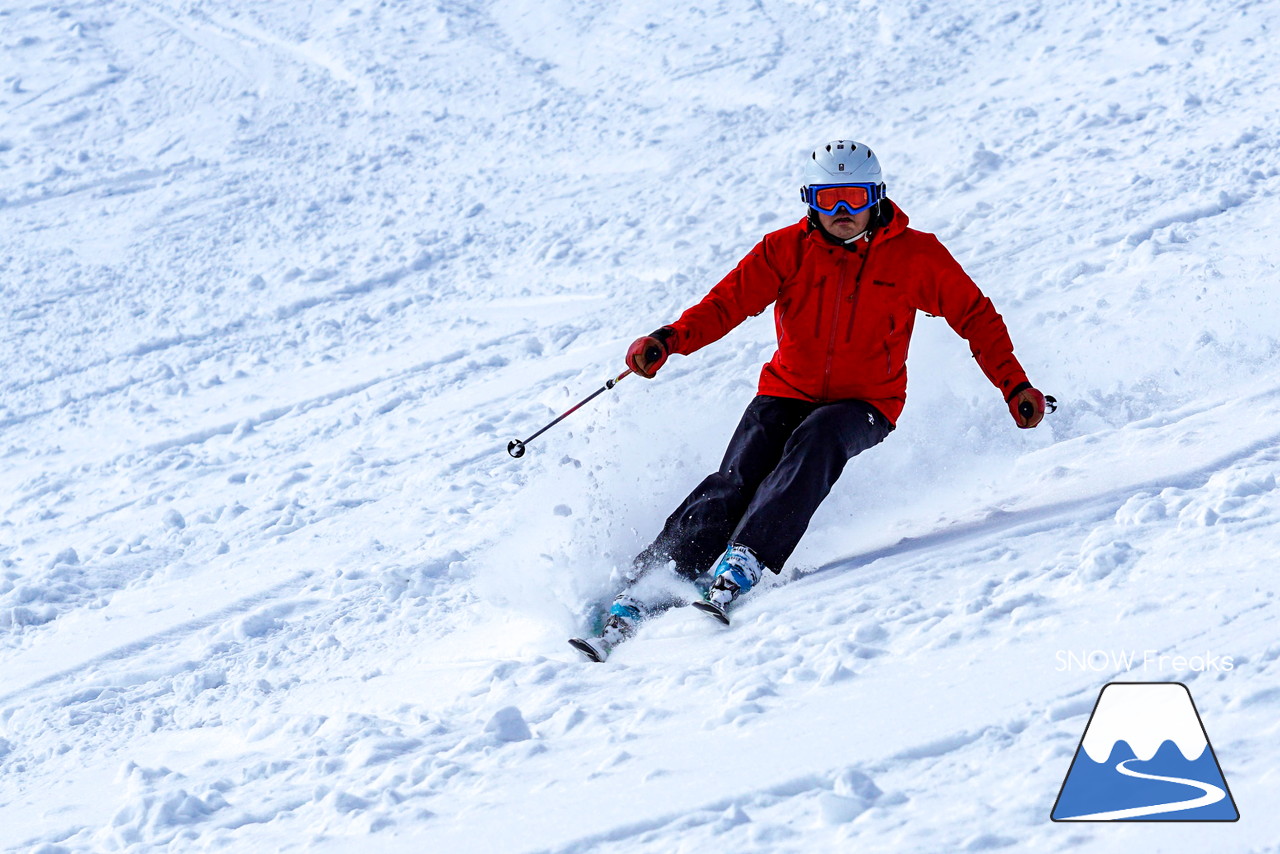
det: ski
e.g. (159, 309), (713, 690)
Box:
(568, 636), (609, 662)
(568, 614), (631, 662)
(571, 595), (731, 661)
(691, 599), (730, 625)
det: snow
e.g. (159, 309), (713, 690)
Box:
(3, 0), (1280, 851)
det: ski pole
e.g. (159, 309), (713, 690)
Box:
(507, 368), (634, 458)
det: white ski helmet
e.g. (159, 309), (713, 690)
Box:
(801, 139), (884, 195)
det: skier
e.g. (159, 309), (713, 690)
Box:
(570, 140), (1048, 661)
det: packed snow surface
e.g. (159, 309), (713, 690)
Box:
(3, 0), (1279, 850)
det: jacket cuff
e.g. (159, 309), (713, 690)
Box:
(650, 325), (679, 355)
(1004, 380), (1033, 403)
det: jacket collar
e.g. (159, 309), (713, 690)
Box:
(804, 199), (909, 250)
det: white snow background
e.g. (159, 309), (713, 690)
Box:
(2, 0), (1279, 851)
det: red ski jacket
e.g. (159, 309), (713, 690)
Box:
(664, 202), (1028, 425)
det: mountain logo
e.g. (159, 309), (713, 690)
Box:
(1051, 682), (1239, 822)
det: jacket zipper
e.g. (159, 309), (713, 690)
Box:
(822, 240), (874, 400)
(822, 261), (849, 401)
(812, 277), (828, 339)
(884, 316), (895, 374)
(842, 242), (875, 343)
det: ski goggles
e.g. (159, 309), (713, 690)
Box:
(802, 182), (885, 216)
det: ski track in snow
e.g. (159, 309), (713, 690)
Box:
(4, 0), (1280, 851)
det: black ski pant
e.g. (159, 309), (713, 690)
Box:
(633, 395), (892, 581)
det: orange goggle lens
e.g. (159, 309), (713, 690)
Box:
(813, 185), (870, 210)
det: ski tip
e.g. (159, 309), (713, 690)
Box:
(691, 599), (731, 626)
(568, 637), (606, 662)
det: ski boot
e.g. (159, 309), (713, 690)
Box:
(692, 543), (764, 626)
(569, 597), (642, 662)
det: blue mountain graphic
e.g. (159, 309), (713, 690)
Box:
(1053, 739), (1238, 821)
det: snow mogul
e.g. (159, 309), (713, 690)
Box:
(571, 140), (1048, 661)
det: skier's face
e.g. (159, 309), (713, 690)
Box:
(817, 207), (872, 240)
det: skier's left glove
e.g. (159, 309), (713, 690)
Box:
(626, 326), (676, 379)
(1007, 382), (1046, 429)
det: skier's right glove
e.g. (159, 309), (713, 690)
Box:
(626, 326), (676, 379)
(1007, 382), (1047, 429)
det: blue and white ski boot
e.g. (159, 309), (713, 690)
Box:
(692, 543), (764, 626)
(569, 597), (642, 662)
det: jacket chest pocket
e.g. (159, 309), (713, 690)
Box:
(777, 257), (831, 337)
(843, 280), (909, 346)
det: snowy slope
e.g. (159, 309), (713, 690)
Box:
(2, 0), (1280, 850)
